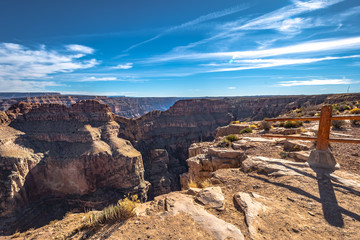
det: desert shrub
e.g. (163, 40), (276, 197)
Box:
(217, 139), (232, 148)
(279, 151), (289, 159)
(284, 121), (303, 128)
(225, 134), (239, 142)
(240, 127), (252, 134)
(260, 121), (272, 131)
(186, 178), (212, 189)
(331, 120), (346, 129)
(351, 119), (360, 127)
(350, 108), (360, 114)
(83, 196), (139, 229)
(250, 124), (257, 129)
(338, 105), (351, 112)
(230, 120), (240, 124)
(279, 122), (285, 127)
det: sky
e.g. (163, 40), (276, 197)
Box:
(0, 0), (359, 97)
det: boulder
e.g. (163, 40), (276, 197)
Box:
(195, 187), (225, 210)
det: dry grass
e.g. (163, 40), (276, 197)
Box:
(80, 196), (139, 230)
(186, 178), (213, 189)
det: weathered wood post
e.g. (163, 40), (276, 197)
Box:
(316, 105), (332, 150)
(308, 105), (337, 169)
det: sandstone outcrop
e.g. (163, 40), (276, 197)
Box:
(0, 100), (149, 219)
(180, 144), (246, 187)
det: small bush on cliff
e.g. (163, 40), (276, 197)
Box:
(240, 127), (252, 134)
(82, 196), (139, 230)
(284, 121), (303, 128)
(225, 134), (239, 142)
(231, 120), (240, 124)
(260, 121), (272, 131)
(350, 108), (360, 114)
(331, 120), (346, 129)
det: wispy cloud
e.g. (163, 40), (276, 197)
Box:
(66, 44), (95, 54)
(0, 79), (61, 91)
(227, 86), (237, 90)
(77, 76), (146, 82)
(111, 63), (133, 69)
(124, 4), (248, 52)
(168, 0), (345, 52)
(209, 55), (360, 72)
(278, 78), (352, 86)
(146, 36), (360, 63)
(0, 43), (99, 82)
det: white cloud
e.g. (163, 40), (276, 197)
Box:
(66, 44), (95, 54)
(112, 63), (133, 69)
(210, 55), (360, 72)
(278, 78), (352, 86)
(146, 36), (360, 63)
(169, 0), (344, 53)
(124, 4), (248, 52)
(0, 43), (99, 82)
(228, 86), (237, 90)
(0, 79), (61, 91)
(77, 76), (146, 82)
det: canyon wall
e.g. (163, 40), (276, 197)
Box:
(0, 95), (182, 118)
(0, 100), (149, 218)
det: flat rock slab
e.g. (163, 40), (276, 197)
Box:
(161, 192), (244, 240)
(242, 156), (311, 177)
(195, 187), (225, 210)
(288, 151), (310, 162)
(234, 192), (268, 240)
(241, 137), (277, 143)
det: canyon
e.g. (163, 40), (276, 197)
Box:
(1, 93), (360, 233)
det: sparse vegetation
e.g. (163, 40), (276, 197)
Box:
(331, 120), (346, 129)
(279, 151), (289, 159)
(350, 108), (360, 114)
(283, 121), (303, 128)
(250, 124), (257, 129)
(186, 178), (212, 189)
(230, 120), (240, 124)
(260, 121), (272, 131)
(81, 196), (139, 230)
(217, 139), (232, 148)
(225, 134), (239, 142)
(240, 127), (252, 134)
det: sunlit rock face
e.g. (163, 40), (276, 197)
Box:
(0, 100), (149, 217)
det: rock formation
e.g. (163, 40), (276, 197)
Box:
(0, 100), (149, 219)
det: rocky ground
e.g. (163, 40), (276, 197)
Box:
(2, 120), (360, 240)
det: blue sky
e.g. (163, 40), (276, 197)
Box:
(0, 0), (359, 97)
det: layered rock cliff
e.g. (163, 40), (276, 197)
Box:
(0, 95), (182, 118)
(0, 100), (149, 219)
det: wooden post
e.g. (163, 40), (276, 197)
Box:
(316, 105), (332, 150)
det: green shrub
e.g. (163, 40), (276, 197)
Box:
(283, 121), (303, 128)
(260, 121), (272, 131)
(225, 134), (239, 142)
(240, 127), (252, 134)
(331, 120), (346, 129)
